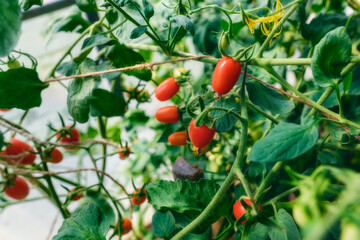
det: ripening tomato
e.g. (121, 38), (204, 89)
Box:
(188, 119), (216, 148)
(155, 106), (179, 123)
(0, 109), (9, 112)
(131, 188), (146, 205)
(70, 187), (83, 201)
(56, 125), (80, 150)
(120, 217), (132, 234)
(118, 146), (130, 159)
(212, 57), (241, 95)
(2, 138), (36, 165)
(3, 176), (30, 200)
(155, 77), (180, 101)
(45, 148), (63, 164)
(233, 199), (262, 225)
(168, 131), (188, 146)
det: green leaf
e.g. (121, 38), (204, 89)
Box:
(53, 203), (110, 240)
(249, 122), (318, 162)
(268, 209), (301, 240)
(142, 0), (154, 19)
(209, 96), (240, 132)
(97, 61), (121, 80)
(0, 68), (48, 110)
(75, 0), (97, 12)
(0, 132), (4, 150)
(146, 179), (231, 226)
(105, 44), (152, 81)
(89, 89), (126, 117)
(56, 61), (77, 76)
(311, 27), (352, 87)
(21, 0), (43, 11)
(343, 72), (353, 93)
(249, 223), (269, 240)
(81, 34), (117, 51)
(123, 109), (149, 129)
(152, 211), (176, 238)
(0, 0), (21, 57)
(174, 15), (195, 36)
(73, 48), (93, 65)
(347, 66), (360, 96)
(317, 151), (338, 165)
(130, 25), (148, 39)
(67, 59), (100, 123)
(79, 190), (116, 225)
(247, 80), (295, 114)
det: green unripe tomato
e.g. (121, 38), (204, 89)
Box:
(292, 204), (311, 227)
(220, 32), (231, 50)
(7, 59), (21, 69)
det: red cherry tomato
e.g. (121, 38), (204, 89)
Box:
(56, 125), (80, 150)
(1, 138), (36, 165)
(155, 106), (179, 123)
(233, 199), (262, 225)
(155, 77), (180, 101)
(188, 119), (216, 148)
(120, 217), (132, 234)
(212, 57), (242, 95)
(45, 148), (63, 164)
(168, 131), (188, 146)
(131, 188), (146, 205)
(3, 176), (30, 200)
(69, 187), (83, 201)
(118, 146), (130, 159)
(0, 109), (9, 112)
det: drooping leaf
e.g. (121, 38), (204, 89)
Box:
(0, 0), (21, 57)
(0, 68), (48, 110)
(67, 59), (100, 123)
(209, 96), (240, 132)
(105, 44), (152, 81)
(152, 211), (176, 238)
(130, 25), (148, 39)
(75, 0), (98, 12)
(89, 89), (126, 117)
(21, 0), (43, 11)
(174, 15), (195, 36)
(53, 203), (110, 240)
(268, 209), (301, 240)
(249, 122), (319, 162)
(81, 34), (117, 51)
(142, 0), (154, 19)
(247, 80), (295, 114)
(311, 27), (352, 87)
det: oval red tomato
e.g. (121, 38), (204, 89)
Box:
(131, 188), (146, 205)
(188, 119), (216, 148)
(155, 106), (179, 123)
(233, 198), (262, 224)
(118, 146), (130, 159)
(155, 77), (180, 101)
(168, 131), (188, 146)
(120, 217), (132, 234)
(4, 176), (30, 200)
(56, 125), (80, 150)
(212, 57), (242, 95)
(45, 148), (63, 164)
(2, 138), (36, 165)
(69, 187), (83, 201)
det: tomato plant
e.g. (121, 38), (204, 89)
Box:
(3, 176), (30, 200)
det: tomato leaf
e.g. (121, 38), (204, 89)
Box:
(53, 202), (110, 240)
(146, 179), (231, 230)
(247, 80), (295, 114)
(317, 151), (338, 166)
(249, 223), (269, 240)
(21, 0), (43, 11)
(174, 15), (195, 36)
(209, 96), (240, 132)
(311, 27), (351, 87)
(81, 34), (117, 51)
(152, 211), (176, 238)
(75, 0), (98, 12)
(89, 89), (126, 117)
(130, 25), (148, 39)
(249, 122), (318, 162)
(268, 209), (301, 240)
(0, 68), (48, 110)
(96, 61), (121, 80)
(142, 0), (154, 19)
(67, 59), (100, 123)
(105, 44), (152, 81)
(56, 61), (77, 76)
(0, 0), (21, 57)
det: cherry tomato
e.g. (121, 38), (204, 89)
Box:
(233, 199), (262, 225)
(155, 77), (180, 101)
(188, 119), (216, 148)
(1, 138), (36, 165)
(212, 57), (241, 95)
(155, 106), (179, 123)
(56, 125), (80, 150)
(3, 176), (30, 200)
(118, 146), (130, 159)
(120, 217), (132, 234)
(0, 109), (9, 112)
(131, 188), (146, 205)
(45, 148), (63, 164)
(168, 131), (188, 146)
(69, 187), (83, 201)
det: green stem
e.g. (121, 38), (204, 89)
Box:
(262, 186), (299, 206)
(307, 87), (334, 117)
(246, 100), (279, 124)
(335, 82), (344, 118)
(98, 117), (108, 186)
